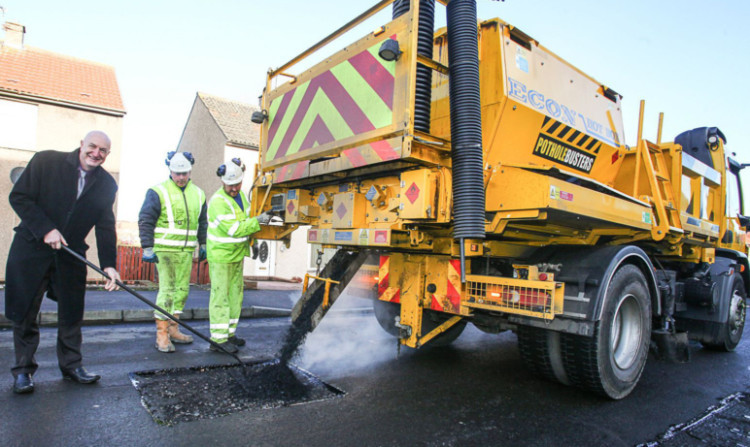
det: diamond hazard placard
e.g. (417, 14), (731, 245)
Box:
(405, 182), (420, 204)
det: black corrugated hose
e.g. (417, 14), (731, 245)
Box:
(393, 0), (435, 133)
(447, 0), (485, 242)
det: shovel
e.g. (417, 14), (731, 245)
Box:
(61, 245), (257, 387)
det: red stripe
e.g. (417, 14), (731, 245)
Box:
(391, 290), (400, 304)
(278, 165), (289, 181)
(290, 161), (308, 180)
(274, 75), (327, 160)
(299, 115), (335, 151)
(446, 279), (461, 310)
(447, 259), (462, 310)
(343, 147), (367, 167)
(369, 140), (400, 161)
(379, 255), (389, 268)
(431, 295), (443, 311)
(348, 50), (394, 109)
(378, 272), (389, 296)
(267, 90), (294, 149)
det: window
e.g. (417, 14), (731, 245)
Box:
(726, 170), (742, 218)
(0, 99), (37, 150)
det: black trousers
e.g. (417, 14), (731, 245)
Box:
(11, 269), (83, 377)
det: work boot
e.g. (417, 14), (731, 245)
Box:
(155, 319), (175, 353)
(209, 342), (238, 354)
(228, 335), (246, 347)
(167, 316), (194, 344)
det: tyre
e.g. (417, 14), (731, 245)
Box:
(517, 326), (569, 385)
(420, 309), (467, 347)
(372, 300), (466, 346)
(561, 264), (651, 399)
(701, 275), (746, 352)
(373, 299), (401, 337)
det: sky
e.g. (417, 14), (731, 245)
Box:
(2, 0), (749, 221)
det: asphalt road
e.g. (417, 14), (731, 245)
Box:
(1, 304), (748, 447)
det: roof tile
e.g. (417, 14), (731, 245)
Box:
(0, 45), (124, 113)
(198, 92), (259, 147)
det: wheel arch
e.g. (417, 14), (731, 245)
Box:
(592, 247), (659, 322)
(715, 248), (750, 294)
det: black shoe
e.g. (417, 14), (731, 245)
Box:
(209, 342), (238, 354)
(228, 336), (246, 347)
(61, 367), (101, 384)
(13, 373), (34, 394)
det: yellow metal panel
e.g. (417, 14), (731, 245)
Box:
(486, 167), (652, 232)
(332, 192), (366, 229)
(547, 177), (652, 231)
(399, 255), (425, 348)
(283, 189), (314, 224)
(399, 169), (437, 219)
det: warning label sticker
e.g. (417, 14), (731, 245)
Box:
(533, 134), (595, 173)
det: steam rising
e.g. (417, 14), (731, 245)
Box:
(297, 298), (397, 377)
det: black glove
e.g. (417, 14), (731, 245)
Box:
(256, 211), (274, 225)
(251, 241), (259, 260)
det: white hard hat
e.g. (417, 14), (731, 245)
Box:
(168, 152), (192, 173)
(220, 160), (244, 185)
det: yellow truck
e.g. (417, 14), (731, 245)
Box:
(249, 0), (748, 399)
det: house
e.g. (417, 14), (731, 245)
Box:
(177, 92), (310, 280)
(0, 21), (126, 279)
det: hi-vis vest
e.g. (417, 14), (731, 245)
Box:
(207, 188), (260, 264)
(152, 179), (205, 252)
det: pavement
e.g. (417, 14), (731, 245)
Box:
(0, 281), (305, 328)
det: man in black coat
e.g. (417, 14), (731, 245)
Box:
(6, 130), (122, 394)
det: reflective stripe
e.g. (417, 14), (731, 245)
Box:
(227, 221), (240, 236)
(156, 184), (175, 229)
(154, 238), (199, 247)
(229, 319), (240, 324)
(229, 328), (236, 334)
(210, 323), (230, 329)
(155, 227), (198, 236)
(217, 214), (235, 221)
(210, 333), (229, 340)
(208, 234), (247, 244)
(221, 196), (234, 210)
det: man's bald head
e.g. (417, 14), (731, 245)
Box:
(79, 130), (112, 171)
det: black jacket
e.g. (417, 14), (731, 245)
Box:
(5, 149), (118, 323)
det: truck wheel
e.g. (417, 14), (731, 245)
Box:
(701, 276), (746, 352)
(421, 309), (467, 347)
(517, 326), (569, 385)
(372, 300), (466, 346)
(561, 264), (651, 399)
(373, 300), (401, 337)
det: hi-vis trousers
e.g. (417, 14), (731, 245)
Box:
(208, 261), (244, 343)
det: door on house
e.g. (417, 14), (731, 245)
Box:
(253, 240), (276, 277)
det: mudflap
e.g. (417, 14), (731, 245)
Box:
(651, 329), (690, 363)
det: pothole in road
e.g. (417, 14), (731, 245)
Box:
(129, 359), (343, 425)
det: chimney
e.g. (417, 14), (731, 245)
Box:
(2, 22), (25, 49)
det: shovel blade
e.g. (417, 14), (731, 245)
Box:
(651, 330), (691, 363)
